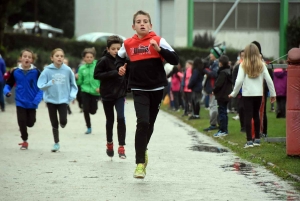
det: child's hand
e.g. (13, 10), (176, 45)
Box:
(75, 74), (78, 79)
(228, 94), (232, 98)
(6, 92), (11, 97)
(96, 88), (100, 93)
(270, 97), (276, 103)
(150, 39), (161, 52)
(118, 63), (127, 76)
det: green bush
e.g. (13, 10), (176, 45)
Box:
(3, 33), (106, 67)
(3, 33), (240, 68)
(287, 16), (300, 50)
(193, 32), (215, 49)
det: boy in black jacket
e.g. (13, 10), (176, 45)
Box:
(94, 35), (127, 159)
(212, 55), (232, 137)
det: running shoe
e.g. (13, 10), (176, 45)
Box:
(133, 163), (146, 179)
(18, 141), (28, 150)
(51, 143), (60, 152)
(118, 146), (126, 159)
(106, 142), (114, 157)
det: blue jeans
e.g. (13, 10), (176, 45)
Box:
(217, 101), (228, 133)
(0, 81), (4, 110)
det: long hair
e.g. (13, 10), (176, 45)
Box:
(242, 44), (263, 78)
(192, 57), (204, 72)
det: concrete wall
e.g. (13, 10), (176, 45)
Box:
(75, 0), (160, 38)
(75, 0), (280, 58)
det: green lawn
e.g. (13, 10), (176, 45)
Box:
(161, 99), (300, 189)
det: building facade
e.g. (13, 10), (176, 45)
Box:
(75, 0), (300, 59)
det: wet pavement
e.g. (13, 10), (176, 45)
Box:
(0, 100), (299, 201)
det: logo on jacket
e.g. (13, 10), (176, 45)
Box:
(130, 44), (151, 55)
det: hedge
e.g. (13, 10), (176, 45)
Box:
(3, 33), (240, 68)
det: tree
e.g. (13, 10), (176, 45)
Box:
(193, 32), (215, 49)
(287, 16), (300, 50)
(7, 0), (75, 38)
(0, 0), (27, 56)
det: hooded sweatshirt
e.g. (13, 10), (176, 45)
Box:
(115, 31), (179, 90)
(76, 60), (100, 96)
(37, 63), (78, 104)
(4, 64), (43, 109)
(273, 68), (287, 96)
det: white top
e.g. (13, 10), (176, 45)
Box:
(230, 64), (276, 97)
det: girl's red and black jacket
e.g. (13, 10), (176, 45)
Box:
(115, 31), (179, 90)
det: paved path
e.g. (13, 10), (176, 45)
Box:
(0, 100), (299, 201)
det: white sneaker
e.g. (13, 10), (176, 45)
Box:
(232, 115), (239, 120)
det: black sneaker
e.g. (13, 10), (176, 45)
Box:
(188, 115), (200, 120)
(203, 125), (218, 132)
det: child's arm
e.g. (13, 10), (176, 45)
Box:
(37, 69), (54, 90)
(263, 65), (276, 98)
(150, 38), (179, 65)
(204, 62), (218, 78)
(33, 69), (43, 105)
(3, 69), (16, 97)
(94, 59), (119, 81)
(76, 67), (83, 86)
(69, 70), (78, 102)
(229, 65), (245, 98)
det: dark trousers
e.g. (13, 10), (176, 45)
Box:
(133, 90), (163, 164)
(191, 91), (202, 116)
(16, 106), (36, 141)
(0, 81), (4, 110)
(217, 101), (228, 133)
(237, 95), (245, 130)
(76, 86), (83, 109)
(243, 96), (262, 141)
(183, 92), (192, 115)
(47, 103), (68, 143)
(263, 94), (268, 135)
(276, 96), (286, 118)
(81, 92), (99, 128)
(102, 97), (126, 145)
(172, 91), (182, 110)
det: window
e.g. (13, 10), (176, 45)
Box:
(260, 3), (280, 30)
(215, 3), (235, 29)
(289, 3), (300, 20)
(194, 3), (213, 29)
(237, 3), (258, 29)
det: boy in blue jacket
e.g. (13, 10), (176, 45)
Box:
(4, 49), (43, 149)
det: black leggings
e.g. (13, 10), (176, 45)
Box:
(133, 90), (163, 164)
(81, 92), (99, 128)
(243, 96), (262, 141)
(47, 103), (68, 143)
(17, 106), (36, 141)
(102, 97), (126, 145)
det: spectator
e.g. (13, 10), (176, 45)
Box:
(32, 20), (42, 36)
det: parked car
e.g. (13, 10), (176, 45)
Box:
(12, 21), (63, 37)
(76, 32), (126, 43)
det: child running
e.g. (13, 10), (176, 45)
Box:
(37, 48), (78, 152)
(76, 48), (100, 134)
(229, 44), (276, 148)
(94, 35), (127, 159)
(4, 49), (43, 149)
(116, 10), (179, 179)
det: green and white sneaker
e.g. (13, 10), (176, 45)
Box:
(51, 143), (60, 152)
(133, 164), (146, 179)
